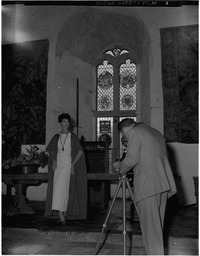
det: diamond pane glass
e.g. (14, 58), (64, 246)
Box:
(119, 59), (137, 111)
(97, 60), (114, 111)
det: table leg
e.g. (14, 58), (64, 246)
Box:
(7, 183), (35, 216)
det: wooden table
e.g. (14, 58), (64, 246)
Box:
(3, 173), (48, 215)
(2, 173), (120, 216)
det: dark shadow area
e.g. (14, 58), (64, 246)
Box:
(166, 144), (186, 206)
(164, 144), (187, 254)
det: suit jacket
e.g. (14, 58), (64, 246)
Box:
(120, 124), (177, 203)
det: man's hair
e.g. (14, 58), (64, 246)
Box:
(118, 118), (136, 132)
(58, 113), (71, 123)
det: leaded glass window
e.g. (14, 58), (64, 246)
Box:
(96, 48), (137, 172)
(97, 60), (114, 111)
(119, 59), (137, 111)
(105, 48), (129, 57)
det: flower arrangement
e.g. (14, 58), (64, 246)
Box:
(3, 145), (48, 170)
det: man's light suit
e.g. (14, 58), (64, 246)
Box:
(120, 124), (177, 255)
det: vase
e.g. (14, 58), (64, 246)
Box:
(7, 165), (39, 174)
(21, 165), (39, 174)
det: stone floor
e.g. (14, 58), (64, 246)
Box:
(2, 195), (199, 255)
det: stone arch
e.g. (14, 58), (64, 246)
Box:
(56, 8), (150, 66)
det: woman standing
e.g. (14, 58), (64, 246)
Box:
(44, 113), (87, 224)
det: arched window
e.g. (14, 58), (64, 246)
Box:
(96, 48), (137, 172)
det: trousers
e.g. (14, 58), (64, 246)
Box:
(135, 192), (168, 255)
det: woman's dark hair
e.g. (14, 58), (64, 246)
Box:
(58, 113), (71, 123)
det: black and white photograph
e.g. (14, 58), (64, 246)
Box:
(2, 1), (198, 255)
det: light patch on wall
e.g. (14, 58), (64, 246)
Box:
(13, 30), (31, 43)
(3, 4), (31, 43)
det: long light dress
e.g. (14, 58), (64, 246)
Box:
(52, 133), (71, 212)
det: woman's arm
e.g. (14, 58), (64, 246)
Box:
(72, 150), (83, 166)
(71, 150), (83, 176)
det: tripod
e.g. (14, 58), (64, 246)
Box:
(94, 173), (138, 255)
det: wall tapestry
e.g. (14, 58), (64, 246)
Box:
(2, 39), (49, 149)
(160, 25), (198, 143)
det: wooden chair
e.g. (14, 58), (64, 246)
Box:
(83, 141), (110, 209)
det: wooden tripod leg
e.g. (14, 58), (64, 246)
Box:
(94, 178), (122, 255)
(122, 176), (127, 255)
(126, 178), (139, 217)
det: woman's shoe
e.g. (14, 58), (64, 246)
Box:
(59, 211), (66, 225)
(60, 220), (66, 226)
